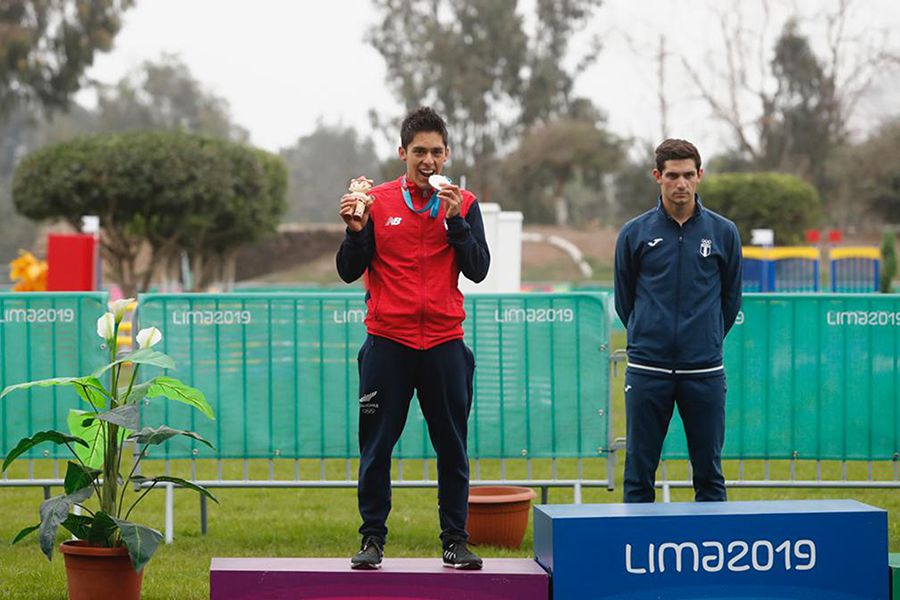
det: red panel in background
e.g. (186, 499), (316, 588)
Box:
(46, 233), (98, 291)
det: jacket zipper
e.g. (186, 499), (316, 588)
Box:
(418, 200), (427, 349)
(673, 222), (684, 368)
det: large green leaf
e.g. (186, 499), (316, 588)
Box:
(1, 377), (76, 400)
(96, 404), (140, 431)
(3, 431), (89, 472)
(0, 376), (110, 408)
(127, 426), (213, 449)
(67, 410), (129, 470)
(110, 517), (162, 572)
(60, 514), (94, 540)
(120, 381), (152, 405)
(88, 511), (118, 546)
(38, 487), (92, 560)
(11, 524), (40, 545)
(146, 376), (214, 420)
(92, 348), (174, 378)
(72, 376), (110, 409)
(131, 475), (218, 503)
(63, 461), (100, 495)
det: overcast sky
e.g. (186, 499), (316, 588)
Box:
(81, 0), (900, 160)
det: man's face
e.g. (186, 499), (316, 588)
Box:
(653, 158), (703, 209)
(399, 131), (449, 188)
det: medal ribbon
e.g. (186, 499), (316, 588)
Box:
(401, 175), (444, 219)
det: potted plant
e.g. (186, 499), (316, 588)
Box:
(467, 485), (537, 548)
(0, 298), (217, 600)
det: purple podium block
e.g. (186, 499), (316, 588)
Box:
(210, 557), (549, 600)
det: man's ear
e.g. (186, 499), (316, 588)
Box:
(652, 168), (662, 184)
(398, 145), (407, 161)
(697, 167), (704, 182)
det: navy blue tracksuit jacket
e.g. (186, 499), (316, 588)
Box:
(614, 196), (742, 502)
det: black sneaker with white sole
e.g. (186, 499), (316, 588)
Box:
(350, 536), (384, 570)
(441, 540), (483, 570)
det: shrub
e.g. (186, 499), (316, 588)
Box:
(700, 172), (823, 245)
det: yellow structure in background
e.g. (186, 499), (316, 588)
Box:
(116, 300), (139, 351)
(829, 246), (881, 261)
(742, 246), (821, 260)
(9, 251), (48, 291)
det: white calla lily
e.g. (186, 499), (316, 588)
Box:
(96, 312), (116, 341)
(136, 327), (162, 349)
(108, 297), (135, 323)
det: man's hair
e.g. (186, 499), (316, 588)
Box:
(400, 106), (449, 149)
(655, 138), (701, 172)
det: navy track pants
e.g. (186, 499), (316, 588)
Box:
(623, 369), (727, 503)
(356, 335), (475, 542)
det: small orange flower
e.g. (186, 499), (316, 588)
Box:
(9, 250), (48, 292)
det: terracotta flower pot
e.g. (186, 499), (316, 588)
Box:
(466, 485), (537, 548)
(59, 541), (144, 600)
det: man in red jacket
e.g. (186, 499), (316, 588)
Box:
(337, 107), (490, 570)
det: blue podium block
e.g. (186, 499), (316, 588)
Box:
(534, 500), (888, 600)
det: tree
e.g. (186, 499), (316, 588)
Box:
(699, 172), (823, 245)
(178, 142), (287, 290)
(95, 54), (249, 142)
(682, 0), (900, 226)
(520, 0), (603, 127)
(686, 1), (899, 208)
(0, 108), (45, 265)
(0, 0), (134, 115)
(757, 20), (841, 193)
(13, 131), (286, 295)
(613, 142), (660, 224)
(369, 0), (602, 199)
(502, 114), (621, 224)
(0, 101), (103, 268)
(832, 118), (900, 225)
(879, 230), (896, 293)
(280, 123), (380, 223)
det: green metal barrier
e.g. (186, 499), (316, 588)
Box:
(135, 292), (611, 461)
(662, 294), (900, 461)
(0, 292), (108, 459)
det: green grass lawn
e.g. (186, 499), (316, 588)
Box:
(1, 337), (898, 599)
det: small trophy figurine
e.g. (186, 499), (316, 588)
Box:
(348, 176), (374, 222)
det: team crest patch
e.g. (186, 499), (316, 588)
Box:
(699, 239), (712, 257)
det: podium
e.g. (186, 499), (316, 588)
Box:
(534, 500), (888, 600)
(210, 557), (548, 600)
(890, 553), (900, 597)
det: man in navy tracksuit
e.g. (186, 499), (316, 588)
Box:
(614, 139), (742, 503)
(337, 107), (490, 569)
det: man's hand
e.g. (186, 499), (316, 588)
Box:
(339, 194), (372, 232)
(438, 184), (462, 219)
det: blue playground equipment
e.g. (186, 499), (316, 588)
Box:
(830, 246), (881, 292)
(742, 246), (820, 292)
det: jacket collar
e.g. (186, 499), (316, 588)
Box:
(399, 175), (430, 197)
(656, 194), (704, 224)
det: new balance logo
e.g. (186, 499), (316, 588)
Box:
(385, 217), (403, 226)
(647, 238), (663, 247)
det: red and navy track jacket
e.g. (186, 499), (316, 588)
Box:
(336, 176), (491, 350)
